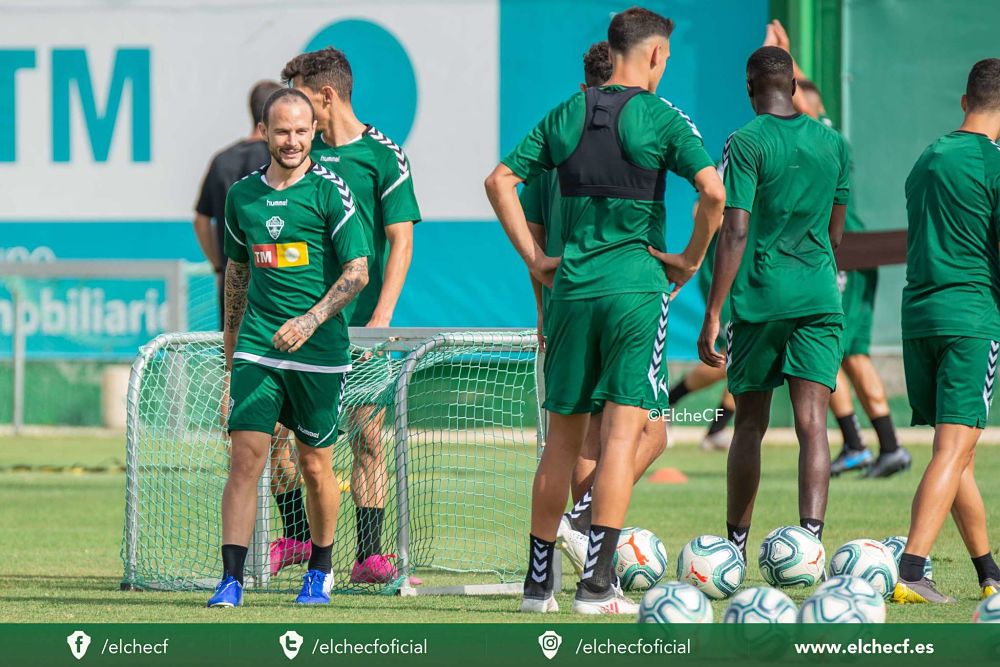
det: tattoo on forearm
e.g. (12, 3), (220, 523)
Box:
(308, 257), (368, 327)
(224, 261), (250, 333)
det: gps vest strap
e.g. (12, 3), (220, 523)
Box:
(557, 86), (667, 201)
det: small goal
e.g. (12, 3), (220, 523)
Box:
(120, 327), (549, 596)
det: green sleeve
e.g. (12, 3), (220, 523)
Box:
(834, 135), (851, 206)
(656, 98), (715, 186)
(502, 93), (584, 180)
(326, 177), (371, 265)
(520, 177), (546, 226)
(376, 143), (422, 225)
(222, 189), (249, 263)
(721, 131), (759, 212)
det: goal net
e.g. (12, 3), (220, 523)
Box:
(121, 328), (542, 596)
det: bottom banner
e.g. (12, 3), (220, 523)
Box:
(3, 623), (999, 666)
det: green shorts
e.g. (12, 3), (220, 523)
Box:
(228, 359), (347, 447)
(840, 269), (877, 358)
(903, 336), (998, 428)
(543, 292), (670, 415)
(727, 313), (844, 395)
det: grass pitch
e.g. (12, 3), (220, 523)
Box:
(1, 434), (997, 623)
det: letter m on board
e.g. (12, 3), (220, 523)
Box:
(51, 48), (151, 162)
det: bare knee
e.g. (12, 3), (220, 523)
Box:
(298, 453), (332, 486)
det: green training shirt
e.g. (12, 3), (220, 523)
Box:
(902, 130), (1000, 340)
(310, 125), (421, 326)
(224, 161), (371, 370)
(722, 113), (850, 323)
(503, 85), (714, 300)
(520, 169), (563, 318)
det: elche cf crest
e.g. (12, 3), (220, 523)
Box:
(266, 216), (285, 239)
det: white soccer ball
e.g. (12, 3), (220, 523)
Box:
(881, 535), (934, 579)
(723, 587), (797, 623)
(638, 582), (713, 623)
(612, 527), (669, 591)
(828, 539), (898, 599)
(677, 534), (745, 599)
(758, 526), (825, 588)
(806, 575), (887, 622)
(973, 593), (1000, 623)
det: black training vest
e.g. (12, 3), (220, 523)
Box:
(557, 86), (667, 201)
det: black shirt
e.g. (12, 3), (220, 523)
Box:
(195, 138), (270, 267)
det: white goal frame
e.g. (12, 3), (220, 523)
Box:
(122, 327), (557, 596)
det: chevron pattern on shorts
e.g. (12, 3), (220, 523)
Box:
(647, 293), (670, 400)
(984, 340), (999, 417)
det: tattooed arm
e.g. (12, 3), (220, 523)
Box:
(223, 260), (250, 370)
(272, 257), (369, 353)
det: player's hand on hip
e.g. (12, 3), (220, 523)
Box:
(698, 316), (725, 368)
(647, 246), (696, 297)
(273, 312), (320, 353)
(530, 255), (560, 289)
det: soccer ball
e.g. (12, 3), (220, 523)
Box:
(723, 587), (797, 623)
(881, 535), (934, 578)
(638, 582), (713, 623)
(677, 534), (745, 599)
(973, 593), (1000, 623)
(612, 527), (669, 591)
(758, 526), (825, 588)
(828, 539), (898, 599)
(805, 575), (886, 623)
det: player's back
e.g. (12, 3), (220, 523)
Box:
(503, 86), (713, 301)
(723, 114), (849, 322)
(902, 131), (1000, 339)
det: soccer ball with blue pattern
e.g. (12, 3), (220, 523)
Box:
(881, 535), (934, 579)
(973, 593), (1000, 623)
(638, 582), (713, 623)
(677, 534), (746, 599)
(758, 526), (825, 588)
(828, 539), (898, 599)
(723, 587), (797, 623)
(803, 575), (886, 623)
(612, 527), (669, 591)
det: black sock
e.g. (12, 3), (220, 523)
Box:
(567, 488), (593, 533)
(524, 534), (556, 598)
(355, 506), (384, 564)
(801, 518), (825, 541)
(727, 522), (750, 560)
(669, 378), (691, 405)
(900, 552), (928, 582)
(221, 544), (248, 586)
(708, 407), (735, 436)
(871, 415), (899, 455)
(308, 541), (333, 574)
(837, 413), (866, 452)
(276, 488), (309, 542)
(579, 525), (621, 595)
(972, 552), (1000, 585)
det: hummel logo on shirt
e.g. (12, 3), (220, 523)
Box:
(266, 199), (288, 206)
(319, 155), (341, 162)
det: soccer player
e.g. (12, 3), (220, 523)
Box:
(700, 46), (850, 557)
(487, 7), (725, 614)
(522, 41), (669, 576)
(893, 58), (1000, 604)
(764, 21), (910, 478)
(283, 47), (421, 585)
(208, 88), (370, 607)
